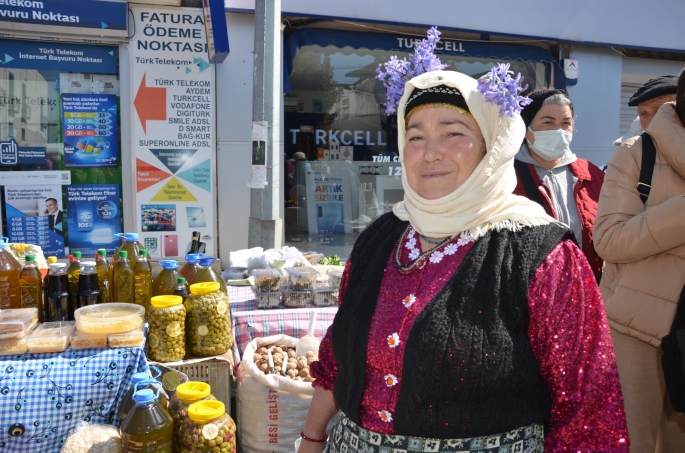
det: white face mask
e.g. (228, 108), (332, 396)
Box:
(526, 128), (573, 161)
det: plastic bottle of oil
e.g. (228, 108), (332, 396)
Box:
(96, 249), (113, 303)
(173, 277), (189, 302)
(0, 237), (22, 309)
(77, 261), (101, 309)
(151, 260), (180, 297)
(42, 256), (57, 321)
(19, 254), (43, 322)
(113, 233), (150, 266)
(193, 257), (227, 293)
(134, 249), (152, 314)
(120, 388), (173, 453)
(118, 372), (169, 423)
(113, 250), (134, 303)
(179, 253), (203, 285)
(67, 251), (82, 311)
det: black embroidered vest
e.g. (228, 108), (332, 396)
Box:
(332, 213), (572, 438)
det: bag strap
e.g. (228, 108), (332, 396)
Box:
(637, 132), (657, 204)
(669, 282), (685, 336)
(514, 159), (546, 208)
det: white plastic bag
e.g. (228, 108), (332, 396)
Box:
(236, 335), (320, 453)
(61, 422), (121, 453)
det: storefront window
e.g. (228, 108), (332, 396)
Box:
(283, 29), (556, 258)
(0, 39), (122, 258)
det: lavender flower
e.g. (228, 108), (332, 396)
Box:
(477, 63), (533, 117)
(376, 27), (449, 115)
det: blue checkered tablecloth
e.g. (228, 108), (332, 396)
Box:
(0, 347), (149, 453)
(227, 286), (338, 365)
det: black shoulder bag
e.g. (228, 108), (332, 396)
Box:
(642, 132), (685, 413)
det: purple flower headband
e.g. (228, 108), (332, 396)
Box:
(376, 27), (449, 116)
(476, 63), (532, 117)
(377, 27), (532, 118)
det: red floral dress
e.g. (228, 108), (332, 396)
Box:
(311, 227), (629, 452)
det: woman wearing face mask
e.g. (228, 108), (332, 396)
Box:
(513, 89), (605, 282)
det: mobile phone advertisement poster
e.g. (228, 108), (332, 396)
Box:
(61, 93), (119, 168)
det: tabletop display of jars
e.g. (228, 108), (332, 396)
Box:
(185, 283), (232, 357)
(178, 400), (236, 453)
(148, 295), (187, 362)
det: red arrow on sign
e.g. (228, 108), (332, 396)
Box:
(134, 73), (166, 133)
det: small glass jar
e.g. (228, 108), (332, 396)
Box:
(185, 282), (232, 357)
(179, 400), (236, 453)
(168, 382), (216, 452)
(148, 295), (187, 362)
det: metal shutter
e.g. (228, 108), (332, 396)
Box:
(619, 83), (642, 137)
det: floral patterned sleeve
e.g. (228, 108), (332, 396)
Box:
(310, 260), (352, 391)
(527, 239), (629, 452)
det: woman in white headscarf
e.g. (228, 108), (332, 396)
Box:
(298, 69), (628, 453)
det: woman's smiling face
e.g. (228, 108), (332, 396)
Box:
(403, 106), (486, 200)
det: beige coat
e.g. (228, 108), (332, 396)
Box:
(594, 102), (685, 347)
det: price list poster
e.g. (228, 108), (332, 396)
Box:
(130, 5), (216, 259)
(4, 186), (66, 257)
(61, 94), (119, 168)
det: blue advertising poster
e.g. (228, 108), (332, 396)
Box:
(3, 185), (66, 258)
(66, 184), (122, 256)
(62, 93), (118, 168)
(0, 39), (118, 74)
(0, 0), (127, 31)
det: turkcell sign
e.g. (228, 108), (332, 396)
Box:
(0, 0), (127, 31)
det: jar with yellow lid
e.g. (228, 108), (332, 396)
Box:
(178, 400), (236, 453)
(149, 295), (186, 362)
(168, 382), (216, 451)
(185, 283), (232, 357)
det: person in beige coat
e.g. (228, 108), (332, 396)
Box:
(594, 72), (685, 452)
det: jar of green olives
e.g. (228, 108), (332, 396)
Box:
(179, 400), (236, 453)
(169, 382), (216, 452)
(148, 295), (187, 362)
(185, 282), (232, 357)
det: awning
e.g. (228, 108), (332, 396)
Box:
(284, 28), (566, 94)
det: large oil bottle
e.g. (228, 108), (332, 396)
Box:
(133, 249), (152, 313)
(179, 253), (203, 285)
(19, 254), (43, 322)
(120, 388), (173, 453)
(113, 251), (134, 303)
(96, 249), (113, 303)
(193, 257), (227, 293)
(0, 237), (22, 309)
(151, 261), (180, 297)
(113, 233), (151, 266)
(67, 251), (82, 311)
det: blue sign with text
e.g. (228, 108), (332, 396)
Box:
(0, 140), (47, 165)
(0, 0), (127, 31)
(66, 184), (122, 256)
(202, 0), (229, 64)
(0, 39), (117, 73)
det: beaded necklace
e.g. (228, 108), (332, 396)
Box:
(393, 227), (453, 274)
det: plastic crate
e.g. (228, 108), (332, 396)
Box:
(166, 359), (232, 414)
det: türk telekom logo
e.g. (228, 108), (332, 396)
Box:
(0, 138), (18, 166)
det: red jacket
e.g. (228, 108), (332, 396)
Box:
(514, 158), (605, 282)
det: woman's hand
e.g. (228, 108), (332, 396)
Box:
(297, 438), (327, 453)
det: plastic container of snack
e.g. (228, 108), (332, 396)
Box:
(108, 326), (145, 348)
(312, 288), (337, 307)
(285, 267), (318, 291)
(70, 329), (108, 350)
(27, 321), (75, 353)
(256, 291), (281, 309)
(251, 268), (283, 292)
(0, 308), (39, 340)
(0, 336), (30, 356)
(282, 289), (311, 308)
(326, 269), (344, 291)
(74, 303), (145, 334)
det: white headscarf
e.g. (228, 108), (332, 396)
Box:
(392, 70), (554, 239)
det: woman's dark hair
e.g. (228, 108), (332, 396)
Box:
(676, 68), (685, 127)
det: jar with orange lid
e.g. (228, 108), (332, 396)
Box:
(178, 400), (236, 453)
(185, 282), (231, 357)
(168, 382), (216, 451)
(148, 295), (186, 362)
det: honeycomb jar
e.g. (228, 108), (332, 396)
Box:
(168, 382), (216, 452)
(148, 295), (186, 362)
(179, 400), (236, 453)
(185, 282), (232, 357)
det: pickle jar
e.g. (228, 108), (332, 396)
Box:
(148, 295), (187, 363)
(168, 382), (216, 451)
(179, 400), (236, 453)
(185, 282), (232, 357)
